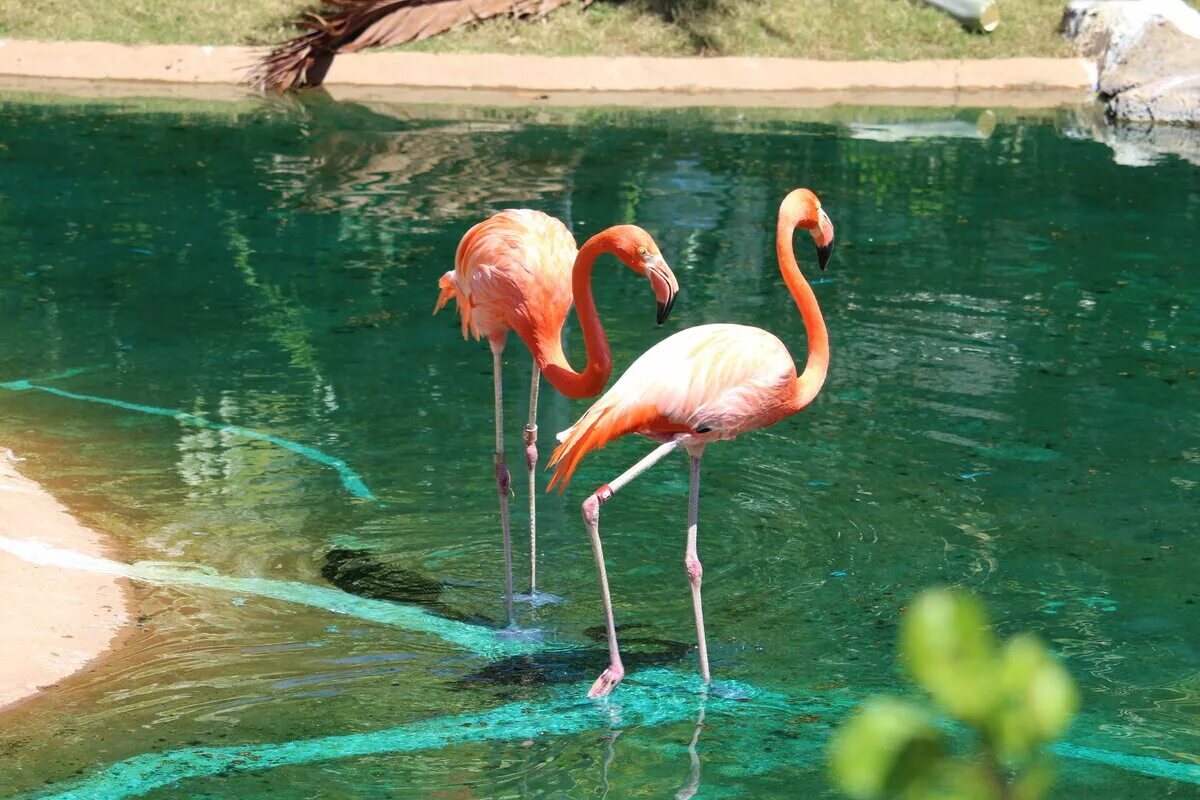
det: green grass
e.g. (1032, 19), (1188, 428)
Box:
(0, 0), (307, 45)
(0, 0), (1084, 58)
(405, 0), (1076, 59)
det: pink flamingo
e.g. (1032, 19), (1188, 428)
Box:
(547, 189), (835, 696)
(436, 210), (679, 626)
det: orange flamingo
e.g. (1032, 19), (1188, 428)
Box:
(547, 189), (835, 696)
(435, 210), (679, 626)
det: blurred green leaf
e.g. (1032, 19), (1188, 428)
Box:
(900, 588), (1000, 722)
(1012, 757), (1056, 800)
(990, 634), (1079, 762)
(829, 698), (945, 799)
(827, 589), (1080, 800)
(933, 761), (1002, 800)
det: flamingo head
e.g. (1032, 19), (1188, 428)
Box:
(605, 225), (680, 325)
(780, 188), (835, 271)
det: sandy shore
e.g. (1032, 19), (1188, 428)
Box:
(0, 39), (1094, 95)
(0, 455), (130, 710)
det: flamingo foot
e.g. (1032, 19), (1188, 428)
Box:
(512, 589), (566, 607)
(710, 681), (751, 701)
(495, 625), (545, 643)
(587, 664), (625, 698)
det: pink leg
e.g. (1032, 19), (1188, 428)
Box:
(491, 342), (515, 628)
(524, 363), (540, 596)
(582, 439), (683, 698)
(686, 450), (711, 684)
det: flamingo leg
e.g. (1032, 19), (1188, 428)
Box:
(491, 341), (515, 628)
(524, 363), (540, 597)
(582, 438), (683, 698)
(686, 450), (711, 684)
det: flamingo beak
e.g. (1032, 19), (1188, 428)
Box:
(645, 253), (679, 325)
(816, 242), (834, 272)
(657, 293), (676, 325)
(813, 207), (835, 272)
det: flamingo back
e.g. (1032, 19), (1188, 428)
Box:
(434, 209), (577, 346)
(548, 324), (798, 490)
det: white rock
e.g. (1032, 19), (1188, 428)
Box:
(1062, 0), (1200, 123)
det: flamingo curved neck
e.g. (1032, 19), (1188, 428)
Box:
(531, 233), (616, 400)
(777, 218), (829, 412)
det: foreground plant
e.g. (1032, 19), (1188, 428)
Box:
(829, 588), (1078, 800)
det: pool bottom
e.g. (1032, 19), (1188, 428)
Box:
(26, 666), (1200, 800)
(5, 537), (1197, 800)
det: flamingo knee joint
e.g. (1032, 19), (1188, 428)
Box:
(581, 484), (614, 525)
(494, 459), (511, 495)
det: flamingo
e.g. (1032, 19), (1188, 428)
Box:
(435, 210), (680, 627)
(546, 189), (835, 696)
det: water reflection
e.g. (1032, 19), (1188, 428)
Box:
(264, 100), (578, 224)
(1065, 105), (1200, 167)
(674, 703), (706, 800)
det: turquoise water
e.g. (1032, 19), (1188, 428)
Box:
(1, 93), (1198, 798)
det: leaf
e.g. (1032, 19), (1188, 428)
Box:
(900, 589), (1001, 722)
(1012, 757), (1056, 800)
(933, 761), (1002, 800)
(248, 0), (579, 91)
(990, 634), (1079, 762)
(828, 698), (946, 799)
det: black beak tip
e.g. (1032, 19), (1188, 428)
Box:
(656, 293), (677, 325)
(816, 242), (834, 272)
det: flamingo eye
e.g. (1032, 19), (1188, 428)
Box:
(637, 246), (648, 257)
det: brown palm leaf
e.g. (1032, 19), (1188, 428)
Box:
(249, 0), (584, 92)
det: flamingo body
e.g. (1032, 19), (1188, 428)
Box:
(546, 188), (835, 698)
(436, 209), (577, 350)
(549, 324), (800, 490)
(434, 210), (679, 625)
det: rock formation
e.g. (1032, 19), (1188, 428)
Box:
(1062, 0), (1200, 124)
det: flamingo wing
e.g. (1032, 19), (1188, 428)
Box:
(547, 324), (796, 490)
(435, 209), (576, 342)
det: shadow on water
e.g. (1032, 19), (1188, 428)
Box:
(460, 623), (692, 690)
(320, 542), (694, 692)
(320, 547), (497, 626)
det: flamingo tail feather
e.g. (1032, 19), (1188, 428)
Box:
(433, 270), (473, 339)
(547, 402), (664, 493)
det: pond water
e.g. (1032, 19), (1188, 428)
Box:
(1, 92), (1198, 799)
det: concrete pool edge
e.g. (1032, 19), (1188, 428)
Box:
(0, 456), (131, 711)
(0, 39), (1095, 107)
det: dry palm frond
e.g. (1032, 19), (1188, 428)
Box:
(249, 0), (584, 92)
